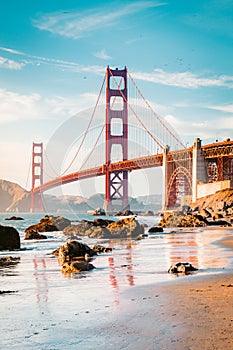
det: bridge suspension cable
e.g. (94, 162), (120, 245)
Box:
(108, 69), (164, 150)
(57, 73), (106, 176)
(126, 69), (186, 150)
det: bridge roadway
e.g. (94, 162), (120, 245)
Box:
(32, 140), (233, 194)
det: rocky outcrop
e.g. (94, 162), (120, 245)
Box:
(158, 212), (208, 228)
(0, 225), (20, 250)
(168, 262), (198, 274)
(25, 215), (71, 237)
(63, 217), (144, 239)
(191, 189), (233, 223)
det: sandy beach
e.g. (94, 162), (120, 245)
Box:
(102, 231), (233, 350)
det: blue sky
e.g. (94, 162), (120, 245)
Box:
(0, 0), (232, 198)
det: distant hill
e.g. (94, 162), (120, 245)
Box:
(0, 179), (161, 213)
(0, 179), (31, 212)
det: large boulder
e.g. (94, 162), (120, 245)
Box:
(63, 217), (144, 239)
(0, 225), (20, 250)
(25, 215), (71, 236)
(52, 240), (96, 265)
(107, 217), (144, 238)
(52, 240), (97, 274)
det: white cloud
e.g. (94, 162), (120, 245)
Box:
(0, 87), (102, 124)
(207, 104), (233, 113)
(164, 114), (233, 142)
(131, 69), (233, 89)
(32, 1), (166, 39)
(0, 56), (24, 70)
(0, 89), (43, 122)
(94, 49), (111, 60)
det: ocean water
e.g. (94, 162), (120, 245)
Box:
(0, 212), (233, 349)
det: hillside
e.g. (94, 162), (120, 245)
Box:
(0, 179), (31, 212)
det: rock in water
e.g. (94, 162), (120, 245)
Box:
(148, 226), (163, 233)
(107, 217), (144, 238)
(24, 230), (47, 240)
(63, 217), (144, 239)
(0, 225), (20, 250)
(52, 240), (95, 265)
(25, 215), (71, 235)
(168, 262), (198, 274)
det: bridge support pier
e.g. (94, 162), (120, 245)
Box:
(192, 138), (208, 203)
(104, 66), (129, 213)
(162, 146), (168, 210)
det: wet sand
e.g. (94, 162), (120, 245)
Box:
(1, 225), (233, 349)
(103, 230), (233, 350)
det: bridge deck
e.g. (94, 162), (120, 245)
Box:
(32, 140), (233, 193)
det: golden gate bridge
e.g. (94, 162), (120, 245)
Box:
(30, 66), (233, 212)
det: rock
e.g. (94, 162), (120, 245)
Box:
(144, 210), (154, 216)
(5, 216), (24, 221)
(25, 215), (71, 235)
(92, 244), (112, 254)
(0, 256), (20, 266)
(148, 226), (164, 233)
(61, 261), (95, 274)
(93, 218), (114, 226)
(107, 217), (144, 238)
(24, 230), (47, 240)
(63, 217), (144, 239)
(92, 208), (106, 216)
(158, 212), (208, 228)
(168, 262), (198, 274)
(209, 219), (232, 227)
(52, 240), (95, 265)
(0, 225), (20, 250)
(115, 209), (135, 216)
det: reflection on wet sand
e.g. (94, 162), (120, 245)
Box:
(164, 229), (230, 271)
(33, 258), (48, 308)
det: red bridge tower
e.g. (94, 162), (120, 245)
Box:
(31, 142), (44, 212)
(104, 66), (129, 212)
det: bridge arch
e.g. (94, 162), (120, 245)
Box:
(166, 165), (192, 209)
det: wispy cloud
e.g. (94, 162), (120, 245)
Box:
(132, 68), (233, 89)
(32, 1), (166, 39)
(0, 46), (105, 74)
(93, 49), (111, 60)
(207, 104), (233, 113)
(0, 56), (25, 70)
